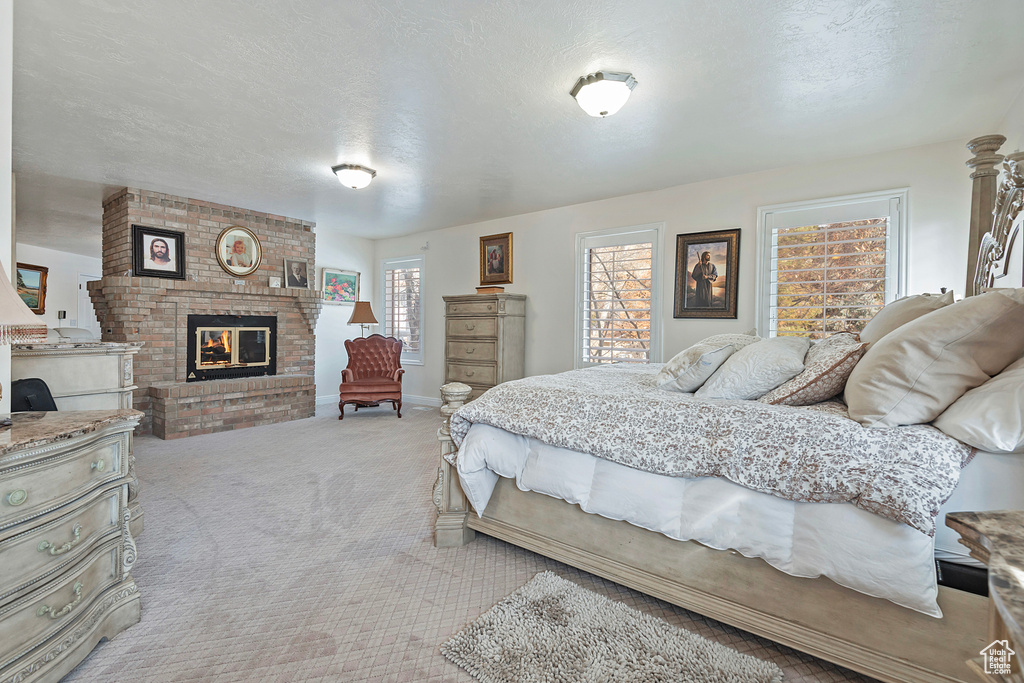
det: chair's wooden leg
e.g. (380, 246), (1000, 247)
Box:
(354, 405), (359, 412)
(338, 403), (344, 420)
(396, 400), (402, 418)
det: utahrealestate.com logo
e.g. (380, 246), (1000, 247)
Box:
(981, 640), (1015, 675)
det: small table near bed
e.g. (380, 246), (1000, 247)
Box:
(947, 511), (1024, 682)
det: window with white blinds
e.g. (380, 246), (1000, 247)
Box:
(758, 191), (906, 339)
(575, 224), (662, 367)
(380, 255), (424, 364)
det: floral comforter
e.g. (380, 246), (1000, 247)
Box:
(449, 364), (974, 536)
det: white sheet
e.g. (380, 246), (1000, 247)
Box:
(457, 423), (941, 616)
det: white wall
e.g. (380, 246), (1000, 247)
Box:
(314, 229), (375, 405)
(998, 86), (1024, 152)
(375, 138), (976, 400)
(14, 243), (102, 330)
(1, 0), (13, 412)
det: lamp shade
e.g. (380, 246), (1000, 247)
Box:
(0, 261), (46, 344)
(570, 71), (638, 117)
(347, 301), (378, 325)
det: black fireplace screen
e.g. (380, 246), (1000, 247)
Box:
(186, 314), (277, 382)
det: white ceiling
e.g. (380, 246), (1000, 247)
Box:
(13, 0), (1024, 257)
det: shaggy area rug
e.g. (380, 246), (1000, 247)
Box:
(442, 572), (784, 683)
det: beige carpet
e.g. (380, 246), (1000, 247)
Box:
(65, 404), (879, 682)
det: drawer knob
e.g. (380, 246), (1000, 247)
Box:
(465, 370), (474, 377)
(5, 489), (27, 506)
(36, 581), (84, 619)
(452, 306), (458, 312)
(38, 523), (83, 556)
(465, 323), (475, 331)
(466, 347), (475, 354)
(91, 459), (106, 472)
(487, 304), (493, 310)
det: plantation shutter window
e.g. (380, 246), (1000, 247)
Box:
(575, 225), (662, 367)
(381, 255), (424, 364)
(759, 192), (906, 339)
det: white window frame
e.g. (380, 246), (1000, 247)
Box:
(574, 223), (663, 369)
(379, 254), (425, 365)
(756, 189), (908, 338)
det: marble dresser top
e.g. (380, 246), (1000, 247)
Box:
(12, 341), (144, 352)
(946, 510), (1024, 649)
(0, 409), (143, 456)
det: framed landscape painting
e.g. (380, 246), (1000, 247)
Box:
(16, 263), (47, 315)
(673, 229), (740, 318)
(321, 268), (359, 304)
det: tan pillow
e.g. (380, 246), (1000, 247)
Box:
(933, 357), (1024, 453)
(758, 333), (866, 406)
(656, 334), (759, 393)
(845, 289), (1024, 427)
(858, 291), (955, 347)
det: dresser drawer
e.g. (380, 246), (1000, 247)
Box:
(446, 317), (497, 338)
(446, 300), (499, 316)
(0, 542), (121, 670)
(0, 486), (122, 604)
(446, 340), (497, 362)
(447, 363), (497, 386)
(0, 435), (124, 530)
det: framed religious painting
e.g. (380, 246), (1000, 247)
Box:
(673, 229), (740, 318)
(15, 263), (48, 314)
(321, 268), (359, 304)
(479, 232), (512, 285)
(215, 226), (262, 277)
(132, 225), (186, 280)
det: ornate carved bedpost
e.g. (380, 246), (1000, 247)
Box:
(966, 134), (1006, 296)
(433, 382), (476, 547)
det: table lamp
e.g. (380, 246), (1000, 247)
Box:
(0, 260), (48, 422)
(347, 301), (378, 338)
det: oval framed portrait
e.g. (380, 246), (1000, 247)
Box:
(215, 226), (262, 277)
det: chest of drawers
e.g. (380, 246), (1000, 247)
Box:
(443, 294), (526, 400)
(0, 410), (142, 683)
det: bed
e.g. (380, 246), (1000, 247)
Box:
(432, 136), (1024, 683)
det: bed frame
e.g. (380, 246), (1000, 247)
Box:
(432, 135), (1024, 683)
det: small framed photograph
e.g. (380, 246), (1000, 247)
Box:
(321, 268), (359, 304)
(215, 226), (262, 277)
(269, 276), (282, 288)
(480, 232), (512, 285)
(674, 229), (740, 319)
(15, 263), (48, 314)
(132, 225), (186, 280)
(284, 259), (310, 288)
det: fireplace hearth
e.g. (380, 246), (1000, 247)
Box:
(186, 314), (277, 382)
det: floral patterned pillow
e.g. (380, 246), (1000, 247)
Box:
(758, 333), (867, 406)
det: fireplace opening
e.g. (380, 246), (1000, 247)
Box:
(187, 315), (277, 381)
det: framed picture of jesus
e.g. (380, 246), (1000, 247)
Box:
(673, 229), (740, 319)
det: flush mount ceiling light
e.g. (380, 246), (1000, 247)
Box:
(332, 164), (377, 189)
(570, 71), (638, 117)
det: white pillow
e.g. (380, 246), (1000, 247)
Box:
(846, 289), (1024, 428)
(695, 337), (811, 401)
(656, 334), (760, 393)
(933, 357), (1024, 453)
(858, 291), (954, 347)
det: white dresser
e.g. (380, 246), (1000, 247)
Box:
(12, 342), (142, 412)
(0, 410), (143, 683)
(443, 294), (526, 400)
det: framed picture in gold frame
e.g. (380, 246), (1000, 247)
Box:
(215, 226), (262, 277)
(479, 232), (512, 285)
(673, 229), (740, 319)
(15, 263), (47, 315)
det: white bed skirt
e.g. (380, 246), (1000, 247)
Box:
(457, 423), (949, 615)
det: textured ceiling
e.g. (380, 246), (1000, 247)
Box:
(13, 0), (1024, 256)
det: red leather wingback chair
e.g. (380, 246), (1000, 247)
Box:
(338, 334), (404, 420)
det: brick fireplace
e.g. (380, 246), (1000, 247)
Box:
(89, 188), (321, 438)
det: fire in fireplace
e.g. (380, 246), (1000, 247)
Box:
(186, 314), (277, 382)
